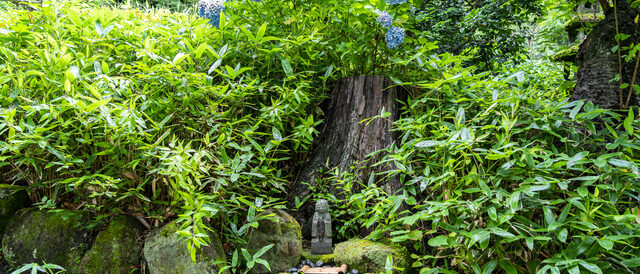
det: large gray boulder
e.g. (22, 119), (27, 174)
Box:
(143, 220), (227, 274)
(246, 209), (302, 274)
(1, 209), (92, 270)
(0, 184), (28, 237)
(333, 239), (409, 273)
(78, 215), (145, 274)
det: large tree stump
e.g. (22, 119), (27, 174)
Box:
(573, 1), (640, 109)
(290, 75), (406, 237)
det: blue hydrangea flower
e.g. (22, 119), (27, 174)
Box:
(376, 11), (393, 28)
(385, 0), (407, 4)
(385, 27), (405, 49)
(198, 0), (225, 27)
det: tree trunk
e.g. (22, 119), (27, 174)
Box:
(290, 75), (406, 238)
(573, 1), (640, 109)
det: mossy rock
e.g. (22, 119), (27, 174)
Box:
(0, 184), (28, 238)
(552, 46), (579, 62)
(246, 209), (302, 274)
(333, 239), (409, 273)
(78, 215), (145, 274)
(1, 209), (92, 270)
(302, 250), (335, 265)
(143, 220), (227, 274)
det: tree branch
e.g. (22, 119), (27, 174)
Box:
(599, 0), (611, 13)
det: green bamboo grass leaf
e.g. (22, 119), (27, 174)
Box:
(219, 10), (226, 28)
(428, 235), (448, 247)
(195, 43), (208, 59)
(232, 249), (238, 267)
(578, 262), (602, 274)
(568, 266), (580, 274)
(567, 151), (588, 168)
(469, 230), (490, 248)
(93, 61), (102, 75)
(172, 52), (188, 66)
(324, 64), (334, 79)
(456, 107), (465, 128)
(281, 58), (293, 77)
(415, 141), (440, 148)
(608, 159), (635, 169)
(487, 207), (497, 220)
(525, 237), (534, 250)
(490, 227), (515, 238)
(241, 248), (251, 262)
(256, 23), (267, 42)
(253, 244), (274, 260)
(86, 98), (111, 112)
(94, 21), (103, 36)
(209, 58), (223, 74)
(597, 238), (613, 250)
(569, 101), (584, 119)
(482, 260), (498, 274)
(66, 8), (83, 27)
(100, 24), (114, 38)
(624, 107), (635, 135)
(499, 260), (517, 274)
(240, 26), (256, 43)
(385, 254), (393, 272)
(272, 127), (283, 141)
(255, 259), (270, 271)
(621, 257), (640, 267)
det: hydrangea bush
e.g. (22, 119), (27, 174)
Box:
(376, 0), (410, 49)
(376, 10), (393, 28)
(385, 26), (405, 49)
(198, 0), (224, 26)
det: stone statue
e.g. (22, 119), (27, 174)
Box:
(311, 199), (332, 254)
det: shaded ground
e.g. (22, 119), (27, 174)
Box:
(0, 251), (9, 274)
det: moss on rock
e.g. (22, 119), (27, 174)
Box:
(78, 215), (145, 274)
(1, 208), (92, 270)
(143, 220), (227, 274)
(0, 184), (28, 238)
(333, 239), (409, 273)
(302, 250), (335, 265)
(246, 209), (302, 274)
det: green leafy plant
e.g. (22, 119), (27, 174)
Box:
(11, 262), (65, 274)
(3, 0), (640, 273)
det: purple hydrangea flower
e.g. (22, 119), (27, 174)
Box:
(385, 0), (407, 4)
(198, 0), (225, 27)
(385, 27), (405, 49)
(376, 11), (393, 28)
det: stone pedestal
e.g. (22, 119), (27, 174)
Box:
(311, 238), (332, 254)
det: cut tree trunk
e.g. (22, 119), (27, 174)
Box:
(290, 75), (406, 238)
(573, 1), (640, 109)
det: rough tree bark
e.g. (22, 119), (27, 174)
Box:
(573, 0), (640, 109)
(290, 75), (406, 238)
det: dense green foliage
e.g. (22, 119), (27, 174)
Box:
(1, 0), (640, 273)
(111, 0), (198, 12)
(0, 0), (427, 271)
(363, 62), (640, 273)
(416, 0), (542, 67)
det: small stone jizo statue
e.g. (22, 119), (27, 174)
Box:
(311, 199), (332, 254)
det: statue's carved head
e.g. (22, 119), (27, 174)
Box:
(315, 199), (329, 213)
